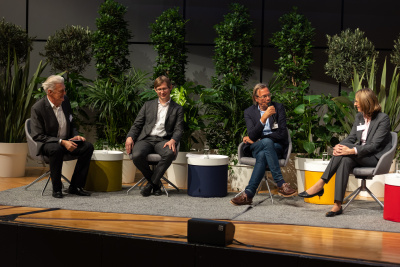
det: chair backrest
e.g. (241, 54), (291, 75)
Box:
(372, 131), (398, 176)
(25, 119), (44, 162)
(238, 127), (291, 167)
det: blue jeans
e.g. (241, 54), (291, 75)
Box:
(245, 138), (284, 196)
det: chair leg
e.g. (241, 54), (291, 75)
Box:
(365, 187), (384, 209)
(41, 177), (52, 196)
(343, 179), (384, 211)
(25, 171), (51, 190)
(264, 173), (274, 205)
(127, 177), (147, 195)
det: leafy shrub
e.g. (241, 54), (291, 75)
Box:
(150, 7), (188, 87)
(270, 7), (315, 87)
(390, 34), (400, 68)
(0, 18), (34, 71)
(41, 25), (93, 78)
(93, 0), (131, 79)
(212, 3), (255, 87)
(325, 28), (378, 87)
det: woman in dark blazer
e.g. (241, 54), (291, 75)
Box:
(299, 88), (392, 217)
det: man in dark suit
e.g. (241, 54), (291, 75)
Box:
(125, 76), (184, 197)
(230, 83), (296, 206)
(30, 75), (94, 198)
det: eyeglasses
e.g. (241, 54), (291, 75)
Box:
(256, 93), (272, 99)
(155, 87), (169, 92)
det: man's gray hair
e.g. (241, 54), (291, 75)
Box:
(42, 75), (64, 93)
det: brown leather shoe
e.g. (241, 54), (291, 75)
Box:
(230, 191), (253, 206)
(278, 183), (297, 197)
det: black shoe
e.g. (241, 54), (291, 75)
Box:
(140, 183), (153, 197)
(68, 186), (91, 196)
(153, 184), (163, 196)
(298, 188), (324, 198)
(326, 207), (343, 217)
(52, 191), (64, 198)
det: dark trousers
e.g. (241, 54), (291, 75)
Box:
(42, 142), (94, 192)
(321, 154), (378, 202)
(131, 136), (175, 185)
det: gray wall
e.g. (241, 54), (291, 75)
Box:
(1, 0), (400, 96)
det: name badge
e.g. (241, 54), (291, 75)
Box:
(357, 124), (366, 131)
(272, 123), (279, 129)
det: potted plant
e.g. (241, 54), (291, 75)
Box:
(0, 49), (47, 177)
(165, 82), (206, 188)
(85, 68), (149, 183)
(292, 92), (343, 192)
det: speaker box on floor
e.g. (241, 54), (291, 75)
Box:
(187, 218), (235, 247)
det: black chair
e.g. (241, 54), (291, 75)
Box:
(126, 143), (180, 197)
(343, 131), (398, 211)
(237, 128), (292, 204)
(24, 119), (77, 195)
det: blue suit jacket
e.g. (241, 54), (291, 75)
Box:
(243, 102), (288, 158)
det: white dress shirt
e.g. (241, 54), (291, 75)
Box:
(150, 99), (170, 137)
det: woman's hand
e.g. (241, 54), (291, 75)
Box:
(333, 144), (355, 156)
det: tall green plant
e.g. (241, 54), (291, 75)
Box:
(41, 25), (93, 80)
(270, 7), (315, 87)
(86, 68), (149, 148)
(171, 82), (205, 151)
(93, 0), (131, 79)
(0, 18), (34, 71)
(203, 74), (253, 162)
(390, 34), (400, 68)
(150, 7), (188, 87)
(325, 28), (378, 87)
(0, 49), (47, 142)
(212, 3), (255, 87)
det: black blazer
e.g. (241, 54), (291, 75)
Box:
(30, 96), (79, 156)
(126, 99), (184, 143)
(243, 102), (289, 158)
(341, 112), (392, 159)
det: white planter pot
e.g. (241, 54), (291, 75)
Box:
(0, 143), (28, 177)
(229, 163), (254, 191)
(294, 157), (321, 193)
(61, 159), (77, 180)
(122, 153), (137, 184)
(166, 152), (189, 188)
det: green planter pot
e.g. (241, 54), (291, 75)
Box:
(85, 150), (123, 192)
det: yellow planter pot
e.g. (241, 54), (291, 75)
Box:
(85, 150), (123, 192)
(304, 161), (336, 205)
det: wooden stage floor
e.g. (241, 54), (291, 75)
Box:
(1, 167), (400, 266)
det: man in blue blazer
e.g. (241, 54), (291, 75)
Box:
(230, 83), (296, 206)
(30, 75), (94, 198)
(126, 76), (184, 197)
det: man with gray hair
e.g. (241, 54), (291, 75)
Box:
(230, 83), (296, 206)
(30, 75), (94, 198)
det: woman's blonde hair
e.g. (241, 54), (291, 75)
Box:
(355, 88), (381, 118)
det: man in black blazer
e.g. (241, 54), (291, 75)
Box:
(230, 83), (296, 206)
(30, 75), (94, 198)
(125, 76), (184, 197)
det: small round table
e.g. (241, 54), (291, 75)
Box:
(186, 154), (229, 197)
(85, 150), (123, 192)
